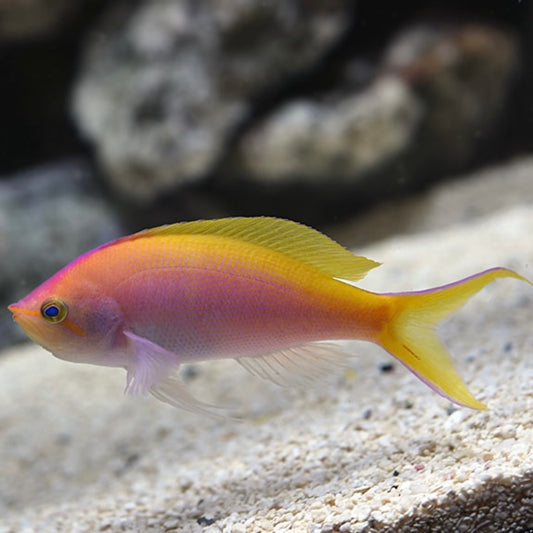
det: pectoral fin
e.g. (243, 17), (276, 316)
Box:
(123, 330), (179, 395)
(123, 330), (233, 419)
(150, 372), (235, 420)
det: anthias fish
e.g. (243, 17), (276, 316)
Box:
(8, 217), (531, 416)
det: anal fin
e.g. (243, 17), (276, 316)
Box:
(236, 341), (351, 388)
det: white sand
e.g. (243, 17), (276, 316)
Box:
(1, 159), (533, 532)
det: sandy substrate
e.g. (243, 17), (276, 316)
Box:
(1, 158), (533, 532)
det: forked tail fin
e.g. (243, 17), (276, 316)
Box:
(377, 267), (532, 409)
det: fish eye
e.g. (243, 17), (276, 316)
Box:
(40, 298), (68, 323)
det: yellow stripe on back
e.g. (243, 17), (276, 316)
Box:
(134, 217), (380, 282)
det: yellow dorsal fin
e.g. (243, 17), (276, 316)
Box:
(137, 217), (380, 282)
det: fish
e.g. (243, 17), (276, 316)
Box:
(8, 217), (532, 417)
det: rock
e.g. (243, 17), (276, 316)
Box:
(72, 0), (349, 202)
(225, 24), (517, 216)
(0, 159), (122, 349)
(1, 157), (533, 531)
(383, 24), (518, 172)
(232, 76), (422, 184)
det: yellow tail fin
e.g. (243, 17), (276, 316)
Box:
(377, 267), (532, 409)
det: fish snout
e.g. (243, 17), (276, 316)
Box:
(7, 303), (19, 320)
(7, 304), (39, 321)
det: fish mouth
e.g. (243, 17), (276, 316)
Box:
(7, 304), (40, 320)
(8, 303), (21, 320)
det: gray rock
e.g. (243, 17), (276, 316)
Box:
(72, 0), (350, 202)
(229, 24), (517, 192)
(233, 77), (422, 184)
(0, 159), (122, 349)
(383, 24), (518, 171)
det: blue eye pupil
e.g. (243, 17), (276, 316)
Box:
(44, 305), (59, 317)
(40, 298), (68, 323)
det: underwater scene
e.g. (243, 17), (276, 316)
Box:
(1, 2), (532, 532)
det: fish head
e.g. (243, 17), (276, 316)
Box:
(8, 275), (126, 366)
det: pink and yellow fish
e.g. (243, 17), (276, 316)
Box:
(8, 217), (531, 416)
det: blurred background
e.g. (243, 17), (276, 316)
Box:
(1, 0), (533, 348)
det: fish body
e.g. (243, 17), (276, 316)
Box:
(8, 217), (531, 416)
(94, 234), (382, 358)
